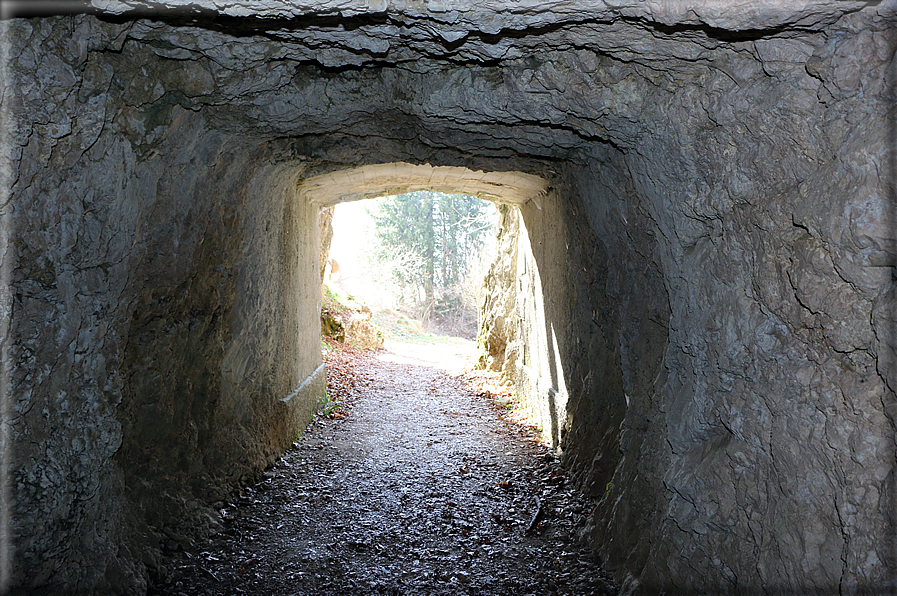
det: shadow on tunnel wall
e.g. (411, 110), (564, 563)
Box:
(884, 17), (897, 587)
(2, 2), (897, 594)
(0, 19), (13, 596)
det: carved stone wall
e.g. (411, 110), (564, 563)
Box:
(3, 2), (895, 593)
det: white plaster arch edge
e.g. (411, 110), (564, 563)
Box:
(298, 162), (548, 208)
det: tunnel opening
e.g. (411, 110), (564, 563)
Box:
(309, 164), (552, 439)
(3, 3), (896, 594)
(324, 190), (498, 342)
(302, 162), (549, 361)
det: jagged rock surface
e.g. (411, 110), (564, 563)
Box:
(344, 313), (385, 350)
(3, 1), (896, 594)
(477, 204), (520, 382)
(322, 308), (384, 350)
(319, 206), (335, 282)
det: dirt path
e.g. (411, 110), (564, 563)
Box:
(154, 344), (616, 595)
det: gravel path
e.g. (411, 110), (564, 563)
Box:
(153, 345), (616, 595)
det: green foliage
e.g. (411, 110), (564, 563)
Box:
(323, 284), (365, 311)
(317, 388), (340, 417)
(368, 191), (493, 320)
(371, 310), (474, 346)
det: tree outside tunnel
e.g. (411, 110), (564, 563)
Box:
(315, 164), (545, 341)
(367, 190), (495, 332)
(7, 3), (895, 592)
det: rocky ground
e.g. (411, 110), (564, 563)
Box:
(152, 342), (617, 596)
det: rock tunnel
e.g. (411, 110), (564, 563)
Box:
(1, 0), (896, 593)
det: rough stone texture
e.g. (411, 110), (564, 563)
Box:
(345, 312), (385, 350)
(300, 163), (547, 207)
(87, 0), (875, 36)
(321, 310), (345, 343)
(3, 1), (896, 594)
(321, 308), (383, 349)
(4, 18), (324, 593)
(476, 203), (520, 381)
(319, 206), (334, 282)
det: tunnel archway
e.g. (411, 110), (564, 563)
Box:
(298, 162), (549, 208)
(307, 163), (572, 447)
(3, 3), (895, 594)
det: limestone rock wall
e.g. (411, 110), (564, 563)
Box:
(4, 18), (323, 593)
(577, 19), (897, 590)
(319, 206), (335, 282)
(476, 203), (520, 380)
(2, 1), (896, 594)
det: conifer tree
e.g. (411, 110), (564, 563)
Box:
(369, 191), (492, 322)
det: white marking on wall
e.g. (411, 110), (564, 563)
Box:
(282, 364), (327, 403)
